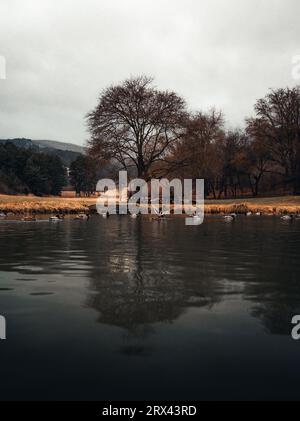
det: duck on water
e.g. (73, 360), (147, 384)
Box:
(224, 213), (236, 222)
(75, 213), (90, 220)
(281, 214), (294, 221)
(49, 214), (64, 222)
(22, 216), (37, 222)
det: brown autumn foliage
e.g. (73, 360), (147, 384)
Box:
(86, 77), (300, 198)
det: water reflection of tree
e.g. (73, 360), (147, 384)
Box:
(245, 278), (300, 335)
(77, 217), (300, 340)
(240, 224), (300, 335)
(3, 217), (299, 339)
(85, 217), (221, 336)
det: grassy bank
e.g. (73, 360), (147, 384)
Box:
(0, 195), (95, 214)
(204, 196), (300, 215)
(1, 194), (300, 215)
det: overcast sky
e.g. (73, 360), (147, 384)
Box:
(0, 0), (299, 146)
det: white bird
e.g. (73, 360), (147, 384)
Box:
(224, 215), (235, 222)
(246, 212), (252, 216)
(281, 215), (293, 221)
(49, 216), (61, 222)
(191, 211), (202, 219)
(0, 212), (7, 218)
(131, 213), (137, 219)
(76, 213), (90, 220)
(255, 212), (261, 216)
(152, 207), (165, 218)
(192, 215), (202, 224)
(22, 216), (36, 222)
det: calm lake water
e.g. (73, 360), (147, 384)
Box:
(0, 215), (300, 400)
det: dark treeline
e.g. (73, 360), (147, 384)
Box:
(87, 76), (300, 198)
(0, 142), (66, 195)
(69, 155), (98, 196)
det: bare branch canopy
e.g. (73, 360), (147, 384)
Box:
(86, 76), (187, 180)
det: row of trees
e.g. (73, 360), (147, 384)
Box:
(3, 76), (297, 198)
(86, 76), (300, 197)
(0, 142), (66, 195)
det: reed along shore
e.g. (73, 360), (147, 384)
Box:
(1, 194), (300, 216)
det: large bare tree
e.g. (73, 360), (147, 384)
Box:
(86, 76), (187, 180)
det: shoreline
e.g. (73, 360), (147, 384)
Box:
(1, 194), (300, 215)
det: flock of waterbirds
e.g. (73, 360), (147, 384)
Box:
(101, 207), (167, 221)
(0, 212), (90, 222)
(0, 210), (299, 223)
(223, 211), (300, 222)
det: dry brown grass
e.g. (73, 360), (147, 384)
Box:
(0, 195), (96, 214)
(204, 196), (300, 215)
(0, 194), (300, 214)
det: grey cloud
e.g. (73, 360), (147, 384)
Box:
(0, 0), (299, 145)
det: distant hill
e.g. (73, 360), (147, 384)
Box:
(32, 139), (85, 154)
(0, 138), (84, 166)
